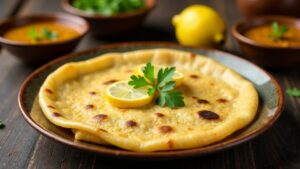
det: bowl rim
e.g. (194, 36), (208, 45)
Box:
(18, 42), (284, 159)
(62, 0), (156, 19)
(0, 12), (89, 47)
(232, 15), (300, 50)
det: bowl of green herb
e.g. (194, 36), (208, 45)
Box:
(232, 15), (300, 68)
(0, 13), (89, 65)
(62, 0), (156, 37)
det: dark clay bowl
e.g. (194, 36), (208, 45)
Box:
(62, 0), (156, 38)
(0, 13), (89, 65)
(236, 0), (300, 18)
(232, 15), (300, 68)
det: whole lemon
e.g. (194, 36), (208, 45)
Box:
(172, 5), (226, 47)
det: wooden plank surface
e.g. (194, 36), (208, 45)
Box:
(0, 0), (300, 169)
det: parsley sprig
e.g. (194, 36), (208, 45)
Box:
(269, 22), (288, 41)
(0, 119), (5, 129)
(286, 88), (300, 97)
(42, 28), (58, 40)
(27, 27), (58, 43)
(128, 63), (185, 108)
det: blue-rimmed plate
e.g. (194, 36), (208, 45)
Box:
(18, 42), (283, 160)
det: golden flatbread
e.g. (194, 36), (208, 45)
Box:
(39, 49), (258, 152)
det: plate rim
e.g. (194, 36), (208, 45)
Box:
(18, 41), (284, 159)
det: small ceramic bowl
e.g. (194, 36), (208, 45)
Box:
(0, 13), (89, 65)
(232, 15), (300, 68)
(62, 0), (156, 37)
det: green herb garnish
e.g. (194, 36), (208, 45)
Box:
(72, 0), (145, 16)
(27, 27), (58, 42)
(287, 88), (300, 97)
(27, 27), (41, 42)
(42, 28), (58, 40)
(128, 63), (185, 108)
(0, 119), (5, 129)
(269, 22), (288, 41)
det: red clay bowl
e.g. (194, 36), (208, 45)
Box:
(232, 15), (300, 68)
(62, 0), (156, 38)
(0, 13), (89, 65)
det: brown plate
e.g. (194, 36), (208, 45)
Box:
(18, 42), (283, 160)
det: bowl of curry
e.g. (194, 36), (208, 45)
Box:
(0, 13), (89, 65)
(232, 15), (300, 68)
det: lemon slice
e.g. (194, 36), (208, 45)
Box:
(137, 64), (184, 87)
(105, 81), (153, 108)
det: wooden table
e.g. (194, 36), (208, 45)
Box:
(0, 0), (300, 168)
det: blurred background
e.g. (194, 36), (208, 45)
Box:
(1, 1), (300, 169)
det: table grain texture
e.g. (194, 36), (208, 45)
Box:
(0, 0), (300, 169)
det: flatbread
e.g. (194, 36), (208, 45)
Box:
(39, 49), (258, 152)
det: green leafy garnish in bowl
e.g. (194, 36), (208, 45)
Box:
(72, 0), (145, 16)
(128, 63), (185, 108)
(42, 28), (58, 40)
(27, 27), (58, 43)
(269, 21), (289, 41)
(286, 88), (300, 97)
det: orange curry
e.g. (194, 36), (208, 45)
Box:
(245, 24), (300, 47)
(4, 22), (80, 44)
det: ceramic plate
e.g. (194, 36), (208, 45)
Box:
(18, 42), (283, 160)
